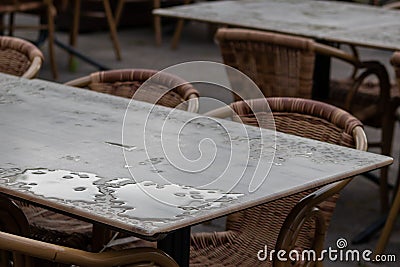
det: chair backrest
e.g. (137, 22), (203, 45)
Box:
(215, 28), (316, 99)
(202, 97), (366, 266)
(65, 69), (200, 113)
(0, 36), (43, 79)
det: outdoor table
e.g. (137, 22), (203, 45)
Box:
(0, 73), (393, 266)
(154, 0), (400, 99)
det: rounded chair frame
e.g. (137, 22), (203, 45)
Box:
(66, 69), (200, 113)
(0, 36), (43, 79)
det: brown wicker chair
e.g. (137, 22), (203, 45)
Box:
(5, 68), (199, 256)
(0, 0), (57, 79)
(374, 51), (400, 256)
(0, 211), (178, 267)
(0, 36), (43, 78)
(215, 27), (400, 212)
(65, 69), (200, 112)
(195, 97), (367, 267)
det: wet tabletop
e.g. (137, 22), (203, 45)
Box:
(154, 0), (400, 50)
(0, 73), (392, 238)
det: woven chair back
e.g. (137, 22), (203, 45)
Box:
(0, 36), (43, 78)
(68, 69), (199, 111)
(191, 97), (362, 266)
(215, 28), (316, 99)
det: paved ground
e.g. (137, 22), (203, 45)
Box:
(10, 13), (400, 266)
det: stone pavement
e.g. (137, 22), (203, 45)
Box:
(11, 15), (400, 266)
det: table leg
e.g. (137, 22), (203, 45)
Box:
(312, 40), (332, 101)
(157, 226), (190, 267)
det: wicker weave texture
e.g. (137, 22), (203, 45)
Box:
(70, 69), (199, 111)
(190, 97), (363, 266)
(0, 36), (43, 78)
(215, 28), (315, 99)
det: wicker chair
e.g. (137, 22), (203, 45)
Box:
(215, 27), (399, 212)
(8, 68), (198, 255)
(0, 201), (178, 267)
(374, 51), (400, 256)
(0, 0), (57, 79)
(0, 36), (43, 78)
(65, 69), (200, 112)
(195, 97), (367, 267)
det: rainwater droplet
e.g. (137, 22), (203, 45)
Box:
(74, 187), (86, 192)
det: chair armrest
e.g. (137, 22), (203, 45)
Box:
(274, 179), (352, 267)
(0, 230), (179, 267)
(342, 61), (391, 120)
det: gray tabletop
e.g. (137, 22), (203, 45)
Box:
(154, 0), (400, 50)
(0, 73), (392, 239)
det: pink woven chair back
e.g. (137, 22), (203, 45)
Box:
(215, 28), (316, 99)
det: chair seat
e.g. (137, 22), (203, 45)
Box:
(329, 79), (400, 128)
(20, 205), (92, 250)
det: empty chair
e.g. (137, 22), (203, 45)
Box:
(22, 68), (198, 251)
(0, 229), (178, 267)
(0, 0), (58, 79)
(65, 68), (200, 112)
(374, 51), (400, 256)
(0, 36), (43, 78)
(215, 27), (399, 212)
(193, 97), (367, 266)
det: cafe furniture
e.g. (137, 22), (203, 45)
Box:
(214, 27), (399, 215)
(0, 73), (393, 266)
(0, 0), (57, 79)
(0, 36), (43, 78)
(0, 229), (178, 267)
(65, 68), (200, 113)
(194, 97), (366, 266)
(373, 51), (400, 256)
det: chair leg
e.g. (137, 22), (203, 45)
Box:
(153, 0), (162, 46)
(171, 19), (184, 50)
(379, 106), (396, 212)
(47, 4), (58, 80)
(374, 184), (400, 256)
(170, 0), (191, 50)
(115, 0), (125, 27)
(69, 0), (81, 70)
(102, 0), (122, 60)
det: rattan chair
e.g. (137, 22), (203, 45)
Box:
(215, 27), (399, 212)
(195, 97), (367, 267)
(2, 69), (198, 259)
(0, 0), (57, 79)
(65, 69), (200, 112)
(0, 230), (178, 267)
(0, 36), (43, 78)
(374, 51), (400, 256)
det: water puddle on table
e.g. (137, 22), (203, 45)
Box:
(107, 179), (244, 221)
(5, 168), (102, 202)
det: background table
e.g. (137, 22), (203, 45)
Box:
(154, 0), (400, 51)
(0, 73), (392, 266)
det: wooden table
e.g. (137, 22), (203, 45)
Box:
(154, 0), (400, 51)
(0, 74), (392, 266)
